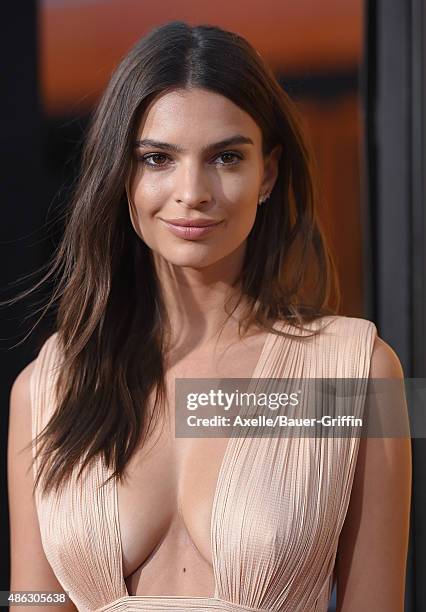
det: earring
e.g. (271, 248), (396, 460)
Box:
(258, 192), (271, 206)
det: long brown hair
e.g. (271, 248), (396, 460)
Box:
(17, 21), (339, 495)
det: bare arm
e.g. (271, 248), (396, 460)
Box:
(8, 361), (78, 612)
(335, 336), (412, 611)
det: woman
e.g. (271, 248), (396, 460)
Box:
(8, 21), (411, 612)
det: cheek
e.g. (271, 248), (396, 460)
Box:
(127, 173), (164, 243)
(223, 176), (259, 222)
(227, 198), (258, 242)
(223, 164), (260, 195)
(132, 174), (168, 213)
(222, 165), (263, 217)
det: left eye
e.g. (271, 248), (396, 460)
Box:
(215, 152), (241, 165)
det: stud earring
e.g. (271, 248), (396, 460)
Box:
(258, 192), (271, 206)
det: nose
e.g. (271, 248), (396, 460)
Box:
(174, 160), (212, 208)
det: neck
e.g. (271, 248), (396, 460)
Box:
(151, 250), (252, 352)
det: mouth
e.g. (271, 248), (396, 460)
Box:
(159, 218), (223, 240)
(161, 218), (222, 227)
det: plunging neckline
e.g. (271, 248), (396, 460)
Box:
(113, 322), (283, 600)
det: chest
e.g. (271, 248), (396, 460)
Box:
(33, 317), (372, 610)
(117, 333), (269, 581)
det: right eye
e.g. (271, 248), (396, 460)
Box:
(137, 153), (171, 169)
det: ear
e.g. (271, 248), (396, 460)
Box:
(260, 144), (282, 196)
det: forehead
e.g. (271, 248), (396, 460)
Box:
(135, 88), (262, 145)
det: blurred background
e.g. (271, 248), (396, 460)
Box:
(1, 0), (425, 610)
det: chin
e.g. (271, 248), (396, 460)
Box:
(166, 256), (220, 269)
(159, 248), (227, 269)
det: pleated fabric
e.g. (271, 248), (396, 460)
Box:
(30, 316), (377, 612)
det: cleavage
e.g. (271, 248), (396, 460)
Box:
(116, 329), (269, 591)
(117, 424), (230, 592)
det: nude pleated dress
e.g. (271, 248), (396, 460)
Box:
(30, 315), (377, 612)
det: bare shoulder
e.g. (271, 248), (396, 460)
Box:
(9, 359), (38, 465)
(10, 359), (37, 413)
(335, 332), (411, 611)
(8, 354), (78, 611)
(369, 335), (404, 378)
(10, 332), (60, 427)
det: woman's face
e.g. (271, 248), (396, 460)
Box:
(127, 87), (280, 271)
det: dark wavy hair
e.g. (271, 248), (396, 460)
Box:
(15, 21), (339, 495)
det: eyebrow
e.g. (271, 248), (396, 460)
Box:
(133, 135), (254, 155)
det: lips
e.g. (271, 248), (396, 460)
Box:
(162, 218), (222, 227)
(160, 218), (223, 240)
